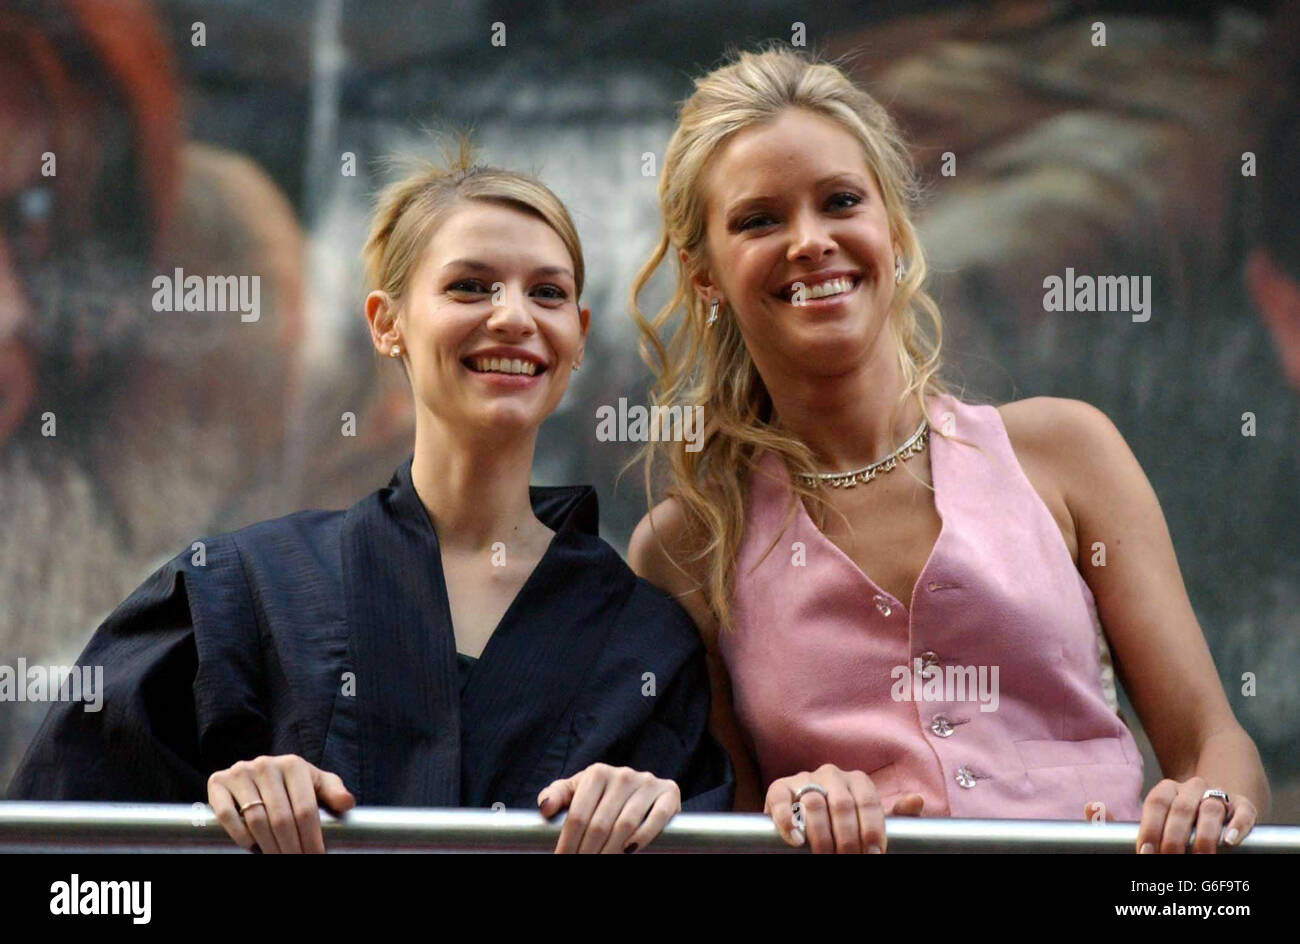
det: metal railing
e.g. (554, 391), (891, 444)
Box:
(1, 802), (1297, 852)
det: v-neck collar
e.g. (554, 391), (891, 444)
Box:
(338, 456), (608, 806)
(786, 393), (949, 617)
(387, 457), (598, 673)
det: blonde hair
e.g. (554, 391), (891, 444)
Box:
(363, 134), (585, 326)
(631, 44), (959, 634)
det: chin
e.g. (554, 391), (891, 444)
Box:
(473, 402), (548, 436)
(783, 322), (875, 367)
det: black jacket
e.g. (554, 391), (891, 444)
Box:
(9, 458), (734, 812)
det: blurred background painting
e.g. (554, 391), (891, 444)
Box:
(1, 0), (1297, 820)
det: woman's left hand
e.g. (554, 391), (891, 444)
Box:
(1117, 777), (1257, 853)
(538, 763), (680, 854)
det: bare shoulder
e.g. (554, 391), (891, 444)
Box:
(994, 397), (1134, 557)
(996, 395), (1114, 447)
(996, 395), (1146, 520)
(995, 396), (1129, 472)
(628, 498), (716, 638)
(628, 497), (703, 594)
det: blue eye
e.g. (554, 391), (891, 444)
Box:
(738, 214), (774, 231)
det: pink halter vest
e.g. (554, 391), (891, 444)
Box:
(718, 392), (1145, 821)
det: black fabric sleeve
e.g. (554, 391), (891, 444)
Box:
(7, 556), (210, 802)
(623, 640), (736, 813)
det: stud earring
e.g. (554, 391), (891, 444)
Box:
(706, 298), (719, 327)
(894, 256), (904, 284)
(390, 344), (402, 358)
(571, 362), (580, 372)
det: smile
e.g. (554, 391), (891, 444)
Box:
(465, 357), (541, 376)
(776, 273), (862, 306)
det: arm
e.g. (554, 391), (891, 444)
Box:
(628, 499), (765, 812)
(1011, 397), (1269, 847)
(7, 555), (208, 801)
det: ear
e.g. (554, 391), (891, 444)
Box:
(679, 247), (720, 307)
(574, 305), (591, 366)
(365, 290), (401, 353)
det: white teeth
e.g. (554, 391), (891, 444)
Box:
(470, 357), (539, 375)
(789, 276), (855, 304)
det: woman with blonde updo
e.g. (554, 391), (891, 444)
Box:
(628, 45), (1267, 854)
(11, 138), (734, 852)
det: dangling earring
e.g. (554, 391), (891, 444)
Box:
(706, 299), (719, 327)
(390, 344), (402, 358)
(894, 256), (904, 284)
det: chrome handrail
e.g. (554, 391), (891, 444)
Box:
(0, 802), (1296, 852)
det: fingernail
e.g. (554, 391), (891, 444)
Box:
(867, 844), (882, 854)
(1139, 842), (1154, 854)
(791, 827), (805, 846)
(624, 843), (638, 854)
(1224, 828), (1239, 846)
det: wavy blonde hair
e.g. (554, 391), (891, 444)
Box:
(631, 44), (960, 634)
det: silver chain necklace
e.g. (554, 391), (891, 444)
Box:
(794, 418), (930, 489)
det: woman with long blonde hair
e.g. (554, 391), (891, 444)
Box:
(629, 44), (1268, 854)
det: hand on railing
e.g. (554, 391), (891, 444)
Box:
(763, 763), (926, 854)
(1083, 775), (1259, 855)
(537, 763), (680, 854)
(204, 758), (683, 854)
(207, 755), (356, 854)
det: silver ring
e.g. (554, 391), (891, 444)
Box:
(792, 783), (828, 802)
(1201, 788), (1230, 811)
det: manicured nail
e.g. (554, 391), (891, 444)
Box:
(867, 844), (882, 854)
(624, 843), (638, 854)
(1224, 828), (1239, 846)
(790, 827), (805, 846)
(1139, 842), (1154, 854)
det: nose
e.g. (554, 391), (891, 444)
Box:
(786, 208), (835, 263)
(484, 282), (536, 337)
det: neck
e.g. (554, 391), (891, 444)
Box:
(766, 343), (923, 471)
(409, 411), (545, 552)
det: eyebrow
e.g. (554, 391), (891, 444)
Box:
(724, 173), (868, 216)
(441, 258), (573, 280)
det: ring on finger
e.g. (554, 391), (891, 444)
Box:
(1200, 789), (1230, 816)
(793, 783), (828, 802)
(239, 799), (266, 815)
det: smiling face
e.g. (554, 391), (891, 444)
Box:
(693, 107), (900, 385)
(368, 199), (588, 441)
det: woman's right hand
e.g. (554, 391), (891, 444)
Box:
(764, 763), (925, 853)
(207, 754), (355, 854)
